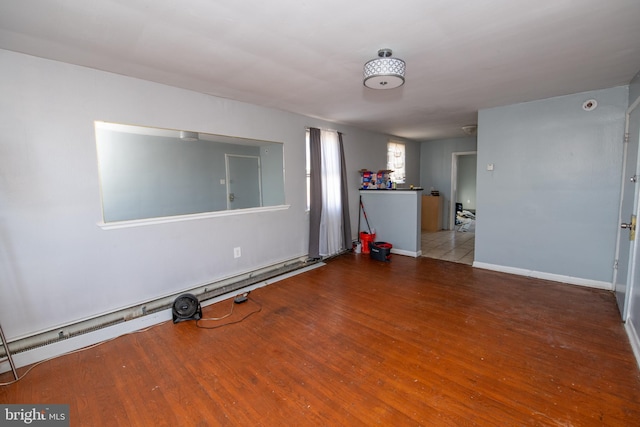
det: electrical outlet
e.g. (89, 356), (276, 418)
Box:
(234, 247), (242, 258)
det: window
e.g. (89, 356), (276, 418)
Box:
(387, 141), (405, 183)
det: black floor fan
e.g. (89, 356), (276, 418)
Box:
(172, 293), (202, 323)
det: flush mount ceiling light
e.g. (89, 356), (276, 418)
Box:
(363, 48), (406, 89)
(179, 130), (199, 141)
(462, 125), (477, 136)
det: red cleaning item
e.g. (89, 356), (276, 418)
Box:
(360, 231), (376, 254)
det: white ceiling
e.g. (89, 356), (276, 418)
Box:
(1, 0), (639, 141)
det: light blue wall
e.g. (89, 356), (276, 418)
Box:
(420, 137), (477, 229)
(359, 191), (422, 256)
(476, 86), (628, 283)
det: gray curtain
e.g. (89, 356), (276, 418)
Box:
(338, 132), (352, 250)
(308, 128), (322, 259)
(308, 128), (353, 259)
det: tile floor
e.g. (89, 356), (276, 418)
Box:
(421, 229), (475, 265)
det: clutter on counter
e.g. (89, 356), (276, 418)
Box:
(359, 169), (393, 190)
(359, 169), (423, 191)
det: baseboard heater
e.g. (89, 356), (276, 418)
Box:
(0, 256), (317, 359)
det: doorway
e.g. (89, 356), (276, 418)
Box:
(421, 151), (477, 265)
(450, 151), (477, 230)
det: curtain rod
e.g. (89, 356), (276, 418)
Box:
(305, 126), (343, 134)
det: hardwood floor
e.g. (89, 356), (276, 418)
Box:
(2, 254), (640, 426)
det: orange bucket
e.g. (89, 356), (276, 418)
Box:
(360, 231), (376, 254)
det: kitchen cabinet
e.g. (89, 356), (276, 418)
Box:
(421, 196), (441, 232)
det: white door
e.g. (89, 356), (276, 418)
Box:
(614, 102), (640, 319)
(226, 155), (262, 210)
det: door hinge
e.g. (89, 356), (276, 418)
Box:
(614, 259), (619, 270)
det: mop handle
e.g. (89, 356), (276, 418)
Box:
(360, 199), (372, 234)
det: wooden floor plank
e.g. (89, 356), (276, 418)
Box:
(2, 254), (640, 426)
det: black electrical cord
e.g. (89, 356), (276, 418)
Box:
(195, 296), (262, 330)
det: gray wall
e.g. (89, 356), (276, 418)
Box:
(359, 191), (422, 256)
(0, 49), (417, 342)
(475, 86), (628, 283)
(420, 137), (477, 229)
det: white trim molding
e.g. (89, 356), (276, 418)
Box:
(97, 204), (290, 230)
(391, 248), (422, 258)
(626, 320), (640, 371)
(472, 261), (613, 290)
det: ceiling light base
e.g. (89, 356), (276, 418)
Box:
(179, 130), (199, 141)
(462, 125), (477, 136)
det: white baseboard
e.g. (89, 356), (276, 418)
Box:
(472, 261), (613, 290)
(0, 310), (172, 376)
(391, 248), (422, 258)
(625, 320), (640, 371)
(0, 262), (325, 375)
